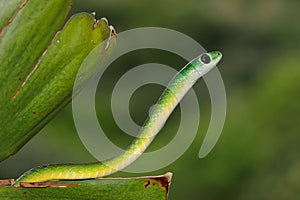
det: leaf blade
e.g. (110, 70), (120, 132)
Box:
(0, 173), (172, 200)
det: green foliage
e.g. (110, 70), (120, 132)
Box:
(0, 0), (24, 29)
(0, 173), (171, 199)
(0, 0), (114, 161)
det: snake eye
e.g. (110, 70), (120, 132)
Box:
(200, 53), (211, 64)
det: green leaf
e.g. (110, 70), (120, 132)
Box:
(0, 173), (172, 200)
(0, 0), (72, 160)
(0, 0), (115, 161)
(0, 0), (25, 30)
(0, 0), (72, 87)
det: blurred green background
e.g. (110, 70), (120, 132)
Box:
(1, 0), (300, 199)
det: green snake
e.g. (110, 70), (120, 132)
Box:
(13, 51), (222, 187)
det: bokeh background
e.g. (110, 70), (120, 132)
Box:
(1, 0), (300, 199)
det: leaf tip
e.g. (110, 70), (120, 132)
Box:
(148, 172), (173, 199)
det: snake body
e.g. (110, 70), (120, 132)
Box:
(13, 51), (222, 187)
